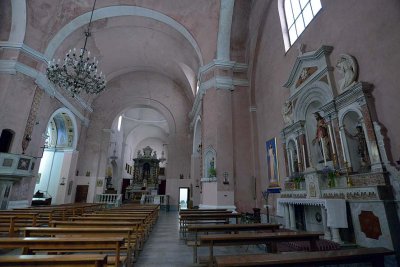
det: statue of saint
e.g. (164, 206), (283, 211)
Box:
(282, 101), (293, 125)
(336, 54), (358, 93)
(346, 125), (370, 166)
(312, 112), (331, 162)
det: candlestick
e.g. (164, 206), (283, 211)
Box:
(289, 150), (294, 174)
(321, 137), (327, 165)
(339, 129), (347, 162)
(302, 145), (306, 170)
(328, 124), (336, 154)
(295, 138), (300, 164)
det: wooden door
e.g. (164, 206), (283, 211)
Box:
(158, 180), (166, 195)
(121, 179), (131, 201)
(74, 185), (88, 203)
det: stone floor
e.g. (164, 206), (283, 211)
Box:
(135, 211), (266, 267)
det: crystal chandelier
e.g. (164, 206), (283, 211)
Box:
(46, 0), (106, 97)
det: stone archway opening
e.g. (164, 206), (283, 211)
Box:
(34, 109), (78, 205)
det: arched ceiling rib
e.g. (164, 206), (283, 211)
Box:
(43, 5), (205, 102)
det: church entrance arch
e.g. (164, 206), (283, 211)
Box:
(35, 108), (78, 205)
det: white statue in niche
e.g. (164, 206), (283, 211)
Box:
(336, 54), (358, 94)
(282, 100), (294, 125)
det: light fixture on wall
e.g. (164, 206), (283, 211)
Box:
(46, 0), (106, 97)
(223, 171), (229, 185)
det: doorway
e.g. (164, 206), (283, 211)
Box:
(0, 129), (14, 153)
(121, 179), (131, 201)
(179, 187), (189, 210)
(75, 185), (88, 203)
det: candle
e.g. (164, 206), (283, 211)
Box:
(328, 124), (336, 155)
(321, 137), (327, 165)
(302, 145), (307, 169)
(339, 129), (347, 162)
(295, 138), (300, 163)
(289, 150), (294, 174)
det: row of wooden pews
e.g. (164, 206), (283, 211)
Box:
(0, 203), (160, 266)
(182, 208), (394, 267)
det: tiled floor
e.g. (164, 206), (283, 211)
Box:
(135, 211), (265, 267)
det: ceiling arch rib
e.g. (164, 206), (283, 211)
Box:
(45, 6), (201, 101)
(44, 6), (203, 65)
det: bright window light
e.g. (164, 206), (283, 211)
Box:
(284, 0), (322, 48)
(117, 115), (122, 131)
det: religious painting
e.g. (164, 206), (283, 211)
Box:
(2, 158), (13, 167)
(17, 158), (30, 170)
(266, 138), (279, 187)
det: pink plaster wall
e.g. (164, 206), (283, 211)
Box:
(232, 86), (257, 212)
(248, 0), (400, 198)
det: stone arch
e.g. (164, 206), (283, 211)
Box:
(9, 0), (26, 43)
(104, 97), (177, 136)
(44, 6), (203, 66)
(192, 116), (202, 155)
(293, 81), (334, 122)
(46, 108), (78, 150)
(277, 0), (290, 51)
(217, 0), (235, 60)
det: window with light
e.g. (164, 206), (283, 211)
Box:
(283, 0), (322, 49)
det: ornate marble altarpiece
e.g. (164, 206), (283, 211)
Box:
(277, 45), (399, 252)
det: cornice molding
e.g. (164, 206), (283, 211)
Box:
(0, 41), (48, 64)
(283, 45), (333, 88)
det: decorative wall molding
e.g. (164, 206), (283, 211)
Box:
(0, 41), (48, 64)
(283, 45), (333, 88)
(189, 60), (249, 129)
(0, 59), (91, 126)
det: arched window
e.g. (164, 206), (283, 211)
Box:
(0, 129), (15, 153)
(279, 0), (322, 51)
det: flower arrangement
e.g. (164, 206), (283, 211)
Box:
(293, 175), (305, 189)
(323, 167), (339, 188)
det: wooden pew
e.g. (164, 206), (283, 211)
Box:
(179, 209), (228, 214)
(180, 213), (242, 238)
(50, 220), (147, 251)
(214, 247), (394, 267)
(187, 223), (281, 263)
(22, 226), (137, 264)
(0, 237), (125, 266)
(0, 254), (107, 267)
(82, 212), (156, 231)
(199, 231), (323, 265)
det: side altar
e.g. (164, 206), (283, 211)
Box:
(276, 46), (399, 253)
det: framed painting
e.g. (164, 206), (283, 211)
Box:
(266, 138), (280, 187)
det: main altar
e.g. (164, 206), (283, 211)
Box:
(125, 146), (160, 201)
(276, 45), (397, 250)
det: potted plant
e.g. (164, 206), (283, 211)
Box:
(327, 170), (338, 188)
(293, 175), (305, 189)
(208, 167), (217, 178)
